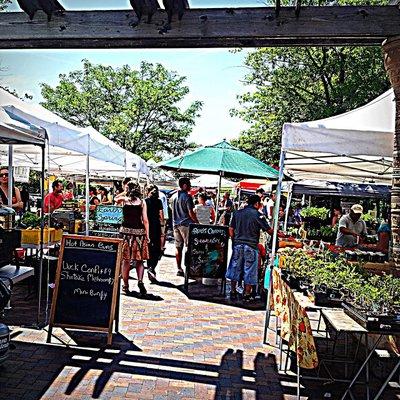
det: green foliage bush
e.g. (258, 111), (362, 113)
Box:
(281, 249), (400, 310)
(300, 207), (329, 220)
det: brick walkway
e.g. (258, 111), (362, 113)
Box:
(1, 248), (399, 400)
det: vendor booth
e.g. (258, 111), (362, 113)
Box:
(0, 88), (149, 234)
(0, 90), (148, 343)
(264, 90), (399, 399)
(0, 104), (47, 327)
(269, 89), (395, 280)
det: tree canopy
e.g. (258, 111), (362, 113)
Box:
(41, 60), (203, 160)
(231, 46), (390, 164)
(0, 0), (10, 11)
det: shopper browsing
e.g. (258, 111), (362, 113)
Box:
(172, 177), (199, 276)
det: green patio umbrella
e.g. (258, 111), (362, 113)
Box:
(158, 140), (278, 222)
(158, 140), (278, 179)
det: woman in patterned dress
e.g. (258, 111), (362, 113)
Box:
(119, 182), (150, 296)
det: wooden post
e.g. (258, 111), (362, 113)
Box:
(383, 36), (400, 268)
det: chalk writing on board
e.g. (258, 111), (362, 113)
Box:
(187, 224), (229, 279)
(95, 205), (123, 225)
(51, 236), (121, 329)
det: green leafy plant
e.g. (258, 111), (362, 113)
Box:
(300, 207), (329, 220)
(361, 211), (376, 223)
(20, 212), (41, 228)
(280, 249), (400, 311)
(320, 225), (337, 237)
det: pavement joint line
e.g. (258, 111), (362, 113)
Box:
(118, 360), (219, 377)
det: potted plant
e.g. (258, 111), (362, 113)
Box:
(300, 207), (329, 229)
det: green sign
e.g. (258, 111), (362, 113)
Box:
(95, 205), (123, 225)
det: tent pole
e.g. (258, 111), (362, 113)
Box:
(7, 145), (13, 207)
(85, 138), (90, 236)
(263, 149), (285, 344)
(283, 182), (293, 232)
(124, 153), (127, 179)
(36, 143), (46, 327)
(215, 172), (222, 225)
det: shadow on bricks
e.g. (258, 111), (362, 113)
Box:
(0, 339), (288, 400)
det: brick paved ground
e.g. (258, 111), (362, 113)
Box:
(0, 247), (399, 400)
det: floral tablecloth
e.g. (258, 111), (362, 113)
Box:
(272, 267), (318, 369)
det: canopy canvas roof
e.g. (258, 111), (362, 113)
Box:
(191, 174), (236, 188)
(0, 107), (46, 146)
(236, 179), (273, 192)
(0, 88), (149, 177)
(158, 140), (278, 179)
(282, 179), (390, 199)
(281, 90), (394, 184)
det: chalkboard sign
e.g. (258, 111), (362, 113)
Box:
(47, 235), (122, 345)
(186, 224), (229, 280)
(95, 205), (123, 225)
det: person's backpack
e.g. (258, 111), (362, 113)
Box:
(0, 278), (12, 312)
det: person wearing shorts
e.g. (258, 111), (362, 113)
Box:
(172, 177), (199, 276)
(226, 194), (274, 302)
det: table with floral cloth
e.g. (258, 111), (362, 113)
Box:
(271, 267), (319, 369)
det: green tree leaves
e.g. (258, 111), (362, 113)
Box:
(231, 46), (390, 164)
(0, 1), (10, 11)
(41, 60), (203, 160)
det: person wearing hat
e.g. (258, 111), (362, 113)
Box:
(335, 204), (367, 247)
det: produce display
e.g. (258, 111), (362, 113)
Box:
(20, 212), (41, 228)
(279, 248), (400, 331)
(278, 236), (303, 248)
(19, 212), (63, 244)
(300, 207), (330, 220)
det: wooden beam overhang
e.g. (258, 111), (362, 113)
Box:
(0, 6), (399, 49)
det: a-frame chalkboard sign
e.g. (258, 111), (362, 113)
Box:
(47, 235), (123, 345)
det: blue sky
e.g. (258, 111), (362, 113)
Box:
(0, 0), (265, 146)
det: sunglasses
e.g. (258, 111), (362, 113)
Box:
(0, 173), (9, 178)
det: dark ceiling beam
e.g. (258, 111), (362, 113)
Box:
(275, 0), (281, 17)
(0, 6), (399, 49)
(294, 0), (301, 17)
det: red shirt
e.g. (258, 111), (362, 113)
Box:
(43, 192), (63, 212)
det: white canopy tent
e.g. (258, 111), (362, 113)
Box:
(282, 89), (394, 184)
(0, 88), (149, 177)
(191, 174), (236, 188)
(0, 108), (46, 146)
(264, 90), (396, 341)
(0, 88), (149, 233)
(0, 88), (124, 166)
(0, 111), (47, 328)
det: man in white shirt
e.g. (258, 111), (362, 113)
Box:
(266, 191), (276, 221)
(335, 204), (367, 247)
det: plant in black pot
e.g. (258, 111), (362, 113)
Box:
(320, 225), (337, 243)
(300, 207), (330, 230)
(344, 273), (400, 331)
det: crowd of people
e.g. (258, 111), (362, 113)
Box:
(1, 165), (390, 302)
(169, 177), (283, 303)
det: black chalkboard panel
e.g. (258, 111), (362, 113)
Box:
(48, 235), (122, 344)
(187, 224), (229, 279)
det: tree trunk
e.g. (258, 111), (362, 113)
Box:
(383, 36), (400, 267)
